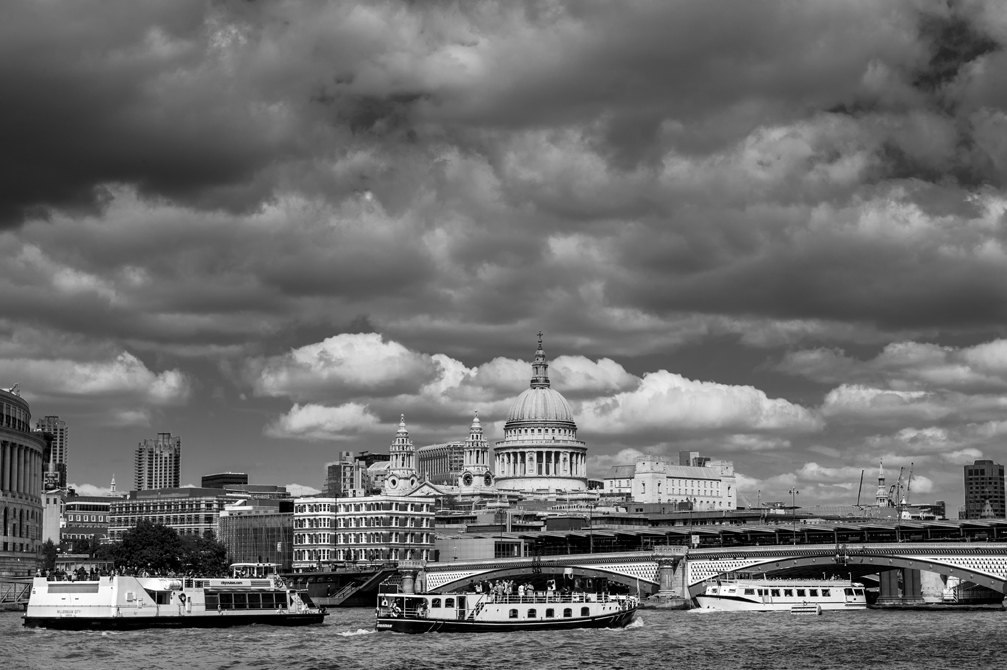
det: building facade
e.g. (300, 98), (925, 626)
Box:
(494, 335), (588, 493)
(217, 498), (294, 570)
(108, 488), (233, 540)
(291, 494), (435, 571)
(201, 472), (248, 489)
(35, 415), (68, 489)
(134, 432), (181, 491)
(416, 442), (465, 486)
(1, 386), (45, 576)
(325, 452), (366, 497)
(62, 494), (118, 547)
(608, 456), (736, 510)
(962, 460), (1006, 520)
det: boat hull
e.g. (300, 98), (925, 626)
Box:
(23, 612), (326, 630)
(376, 608), (637, 634)
(695, 595), (866, 612)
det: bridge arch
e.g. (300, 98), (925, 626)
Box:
(686, 552), (1007, 598)
(426, 564), (659, 595)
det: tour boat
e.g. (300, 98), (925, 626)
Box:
(695, 576), (868, 612)
(375, 589), (639, 633)
(23, 563), (328, 630)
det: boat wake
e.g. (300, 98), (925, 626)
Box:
(625, 617), (645, 628)
(338, 628), (377, 637)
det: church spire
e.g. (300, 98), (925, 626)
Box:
(530, 331), (551, 389)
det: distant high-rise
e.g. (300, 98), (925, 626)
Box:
(134, 433), (181, 491)
(963, 460), (1005, 520)
(35, 415), (68, 488)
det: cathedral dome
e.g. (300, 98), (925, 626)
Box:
(507, 386), (574, 424)
(503, 333), (577, 429)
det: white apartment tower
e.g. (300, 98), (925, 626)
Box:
(134, 432), (181, 491)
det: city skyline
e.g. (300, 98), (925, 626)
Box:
(3, 2), (1007, 510)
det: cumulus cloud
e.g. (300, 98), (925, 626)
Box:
(0, 351), (190, 405)
(579, 371), (822, 436)
(252, 333), (439, 401)
(264, 402), (387, 441)
(5, 1), (1007, 507)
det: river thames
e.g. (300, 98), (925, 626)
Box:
(1, 607), (1004, 669)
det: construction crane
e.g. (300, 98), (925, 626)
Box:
(888, 467), (904, 509)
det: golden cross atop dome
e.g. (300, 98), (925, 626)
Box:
(537, 331), (543, 348)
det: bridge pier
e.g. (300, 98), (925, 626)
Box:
(877, 568), (924, 606)
(648, 547), (691, 609)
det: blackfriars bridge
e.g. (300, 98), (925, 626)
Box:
(417, 542), (1007, 603)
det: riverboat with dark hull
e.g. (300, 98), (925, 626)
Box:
(23, 563), (328, 630)
(375, 590), (639, 633)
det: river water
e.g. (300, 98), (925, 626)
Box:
(2, 607), (1004, 670)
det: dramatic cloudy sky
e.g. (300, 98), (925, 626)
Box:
(4, 0), (1007, 512)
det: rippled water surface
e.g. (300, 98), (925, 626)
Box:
(2, 607), (1005, 670)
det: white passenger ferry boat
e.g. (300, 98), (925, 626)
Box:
(23, 563), (327, 630)
(375, 590), (639, 633)
(695, 576), (868, 612)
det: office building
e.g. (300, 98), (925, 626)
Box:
(108, 487), (233, 540)
(416, 442), (465, 486)
(603, 454), (736, 510)
(291, 494), (435, 571)
(134, 432), (181, 491)
(35, 415), (68, 488)
(218, 498), (294, 570)
(325, 452), (366, 498)
(963, 460), (1005, 519)
(201, 472), (248, 489)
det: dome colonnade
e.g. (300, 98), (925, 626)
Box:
(1, 387), (45, 576)
(493, 334), (588, 493)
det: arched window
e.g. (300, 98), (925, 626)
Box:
(527, 608), (537, 618)
(563, 608), (573, 618)
(581, 606), (590, 616)
(509, 609), (519, 619)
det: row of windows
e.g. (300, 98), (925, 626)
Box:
(294, 515), (431, 529)
(743, 587), (865, 598)
(204, 592), (288, 610)
(511, 607), (586, 618)
(294, 532), (431, 546)
(66, 515), (107, 523)
(112, 502), (221, 513)
(1, 401), (29, 433)
(294, 501), (433, 514)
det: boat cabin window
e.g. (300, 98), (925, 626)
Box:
(545, 609), (555, 618)
(821, 589), (830, 597)
(744, 589), (755, 595)
(581, 607), (590, 616)
(784, 589), (793, 597)
(509, 609), (518, 619)
(809, 590), (819, 597)
(854, 589), (865, 596)
(431, 598), (441, 608)
(844, 588), (854, 596)
(796, 589), (806, 597)
(444, 598), (455, 608)
(563, 608), (572, 618)
(770, 589), (780, 597)
(757, 589), (763, 596)
(528, 608), (537, 617)
(143, 589), (172, 605)
(232, 593), (248, 609)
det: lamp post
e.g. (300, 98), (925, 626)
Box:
(789, 488), (799, 545)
